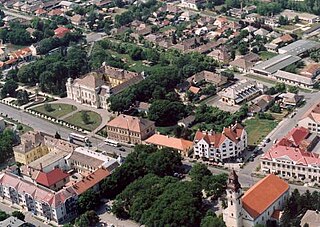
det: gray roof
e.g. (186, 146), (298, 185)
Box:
(0, 217), (25, 227)
(278, 40), (320, 56)
(274, 70), (315, 85)
(301, 210), (320, 227)
(252, 54), (301, 75)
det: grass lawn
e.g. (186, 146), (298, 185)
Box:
(244, 74), (276, 85)
(64, 110), (102, 131)
(244, 118), (278, 146)
(268, 110), (289, 121)
(32, 103), (77, 119)
(259, 51), (277, 60)
(156, 126), (177, 135)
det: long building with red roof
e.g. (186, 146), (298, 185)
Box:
(261, 127), (320, 182)
(193, 123), (247, 161)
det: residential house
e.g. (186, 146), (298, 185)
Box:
(223, 171), (289, 227)
(66, 65), (144, 109)
(208, 47), (230, 64)
(13, 131), (49, 165)
(71, 167), (110, 195)
(218, 79), (266, 106)
(300, 210), (320, 227)
(298, 102), (320, 134)
(54, 27), (70, 38)
(0, 217), (26, 226)
(188, 70), (228, 87)
(14, 131), (77, 165)
(249, 95), (274, 115)
(180, 0), (205, 10)
(48, 9), (64, 17)
(106, 114), (155, 144)
(214, 17), (228, 28)
(229, 52), (260, 73)
(245, 13), (261, 23)
(70, 14), (83, 26)
(300, 63), (320, 78)
(193, 123), (247, 161)
(145, 134), (193, 157)
(68, 147), (119, 173)
(135, 101), (151, 115)
(35, 168), (70, 191)
(279, 92), (303, 108)
(178, 115), (195, 128)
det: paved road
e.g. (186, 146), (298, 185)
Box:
(240, 91), (320, 176)
(2, 9), (33, 21)
(0, 103), (132, 156)
(0, 201), (47, 227)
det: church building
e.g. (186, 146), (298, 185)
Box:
(223, 171), (289, 227)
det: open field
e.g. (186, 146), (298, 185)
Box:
(64, 110), (102, 131)
(32, 103), (77, 119)
(244, 118), (278, 146)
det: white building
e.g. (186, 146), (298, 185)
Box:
(180, 0), (205, 10)
(299, 102), (320, 134)
(218, 79), (266, 106)
(66, 65), (143, 109)
(193, 123), (247, 162)
(223, 171), (289, 227)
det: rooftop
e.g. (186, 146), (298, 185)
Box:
(145, 134), (193, 152)
(107, 114), (154, 133)
(242, 174), (289, 219)
(72, 168), (110, 195)
(252, 54), (301, 74)
(278, 40), (320, 56)
(36, 168), (69, 188)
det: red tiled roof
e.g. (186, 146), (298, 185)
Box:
(277, 127), (309, 147)
(36, 168), (69, 187)
(145, 134), (193, 152)
(194, 123), (244, 147)
(54, 27), (70, 38)
(242, 174), (289, 219)
(72, 168), (110, 195)
(189, 86), (201, 94)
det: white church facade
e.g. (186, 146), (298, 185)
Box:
(223, 171), (289, 227)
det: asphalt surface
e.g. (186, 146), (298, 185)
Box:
(0, 103), (132, 156)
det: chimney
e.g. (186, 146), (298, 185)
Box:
(40, 163), (43, 171)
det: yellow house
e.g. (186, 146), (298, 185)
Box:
(104, 66), (139, 87)
(13, 131), (49, 165)
(14, 131), (78, 165)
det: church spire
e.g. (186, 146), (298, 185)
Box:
(227, 170), (241, 192)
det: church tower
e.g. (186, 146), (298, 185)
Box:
(223, 170), (243, 227)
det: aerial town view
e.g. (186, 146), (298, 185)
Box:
(1, 0), (320, 226)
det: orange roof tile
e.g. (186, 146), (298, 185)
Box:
(189, 86), (201, 94)
(36, 168), (69, 187)
(145, 134), (193, 152)
(107, 114), (155, 133)
(72, 168), (110, 195)
(242, 174), (289, 219)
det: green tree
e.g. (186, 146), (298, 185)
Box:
(148, 100), (188, 126)
(77, 190), (99, 214)
(288, 86), (299, 94)
(189, 163), (212, 182)
(12, 211), (25, 221)
(200, 211), (226, 227)
(1, 79), (18, 98)
(44, 103), (54, 112)
(145, 148), (182, 177)
(275, 82), (286, 93)
(0, 210), (9, 221)
(16, 90), (29, 106)
(81, 111), (91, 125)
